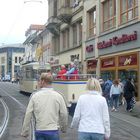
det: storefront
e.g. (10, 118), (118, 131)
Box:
(85, 39), (97, 74)
(100, 56), (116, 80)
(97, 22), (140, 100)
(100, 52), (139, 99)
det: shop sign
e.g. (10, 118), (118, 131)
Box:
(101, 57), (115, 68)
(86, 45), (94, 53)
(87, 60), (97, 68)
(118, 54), (137, 66)
(70, 54), (79, 62)
(97, 31), (137, 49)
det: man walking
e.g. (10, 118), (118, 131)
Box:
(21, 73), (68, 140)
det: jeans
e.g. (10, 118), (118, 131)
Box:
(125, 97), (132, 111)
(78, 132), (104, 140)
(35, 132), (59, 140)
(111, 94), (120, 109)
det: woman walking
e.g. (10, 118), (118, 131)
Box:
(110, 80), (122, 112)
(71, 78), (110, 140)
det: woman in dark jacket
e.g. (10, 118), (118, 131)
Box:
(123, 78), (135, 112)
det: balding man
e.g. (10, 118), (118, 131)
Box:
(21, 73), (68, 140)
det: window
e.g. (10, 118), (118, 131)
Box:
(19, 57), (21, 63)
(62, 30), (67, 49)
(79, 21), (82, 44)
(88, 8), (96, 38)
(65, 0), (70, 7)
(73, 24), (77, 46)
(54, 0), (57, 16)
(120, 0), (138, 24)
(15, 57), (17, 63)
(1, 57), (5, 64)
(62, 29), (69, 50)
(102, 0), (116, 31)
(66, 29), (70, 48)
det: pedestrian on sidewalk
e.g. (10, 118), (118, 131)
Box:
(21, 73), (68, 140)
(110, 79), (122, 112)
(124, 77), (136, 112)
(71, 78), (110, 140)
(118, 79), (125, 106)
(102, 78), (113, 107)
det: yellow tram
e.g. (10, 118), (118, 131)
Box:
(19, 61), (51, 94)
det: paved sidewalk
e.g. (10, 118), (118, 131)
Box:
(110, 101), (140, 134)
(118, 101), (140, 118)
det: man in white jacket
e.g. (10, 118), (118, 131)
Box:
(21, 73), (68, 140)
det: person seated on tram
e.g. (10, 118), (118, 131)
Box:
(66, 62), (79, 80)
(57, 65), (67, 80)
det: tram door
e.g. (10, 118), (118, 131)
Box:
(118, 69), (138, 97)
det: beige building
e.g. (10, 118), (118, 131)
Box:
(23, 24), (46, 64)
(46, 0), (84, 73)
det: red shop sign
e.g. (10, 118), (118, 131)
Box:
(101, 57), (115, 68)
(87, 60), (97, 68)
(118, 54), (137, 66)
(97, 31), (137, 49)
(86, 45), (94, 53)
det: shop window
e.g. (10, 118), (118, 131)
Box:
(88, 7), (96, 38)
(118, 69), (138, 97)
(102, 0), (116, 31)
(101, 71), (115, 81)
(120, 0), (138, 24)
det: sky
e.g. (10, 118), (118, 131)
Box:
(0, 0), (48, 45)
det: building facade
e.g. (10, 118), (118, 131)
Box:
(0, 44), (25, 80)
(84, 0), (140, 100)
(46, 0), (84, 73)
(23, 0), (140, 100)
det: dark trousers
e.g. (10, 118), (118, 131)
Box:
(125, 97), (132, 111)
(35, 132), (59, 140)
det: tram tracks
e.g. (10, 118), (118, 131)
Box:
(0, 83), (35, 140)
(0, 98), (9, 139)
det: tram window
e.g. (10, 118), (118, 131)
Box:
(25, 67), (34, 79)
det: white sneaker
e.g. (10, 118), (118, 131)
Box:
(111, 107), (115, 112)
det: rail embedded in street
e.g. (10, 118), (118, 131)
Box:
(0, 98), (9, 139)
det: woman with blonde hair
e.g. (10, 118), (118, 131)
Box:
(71, 78), (110, 140)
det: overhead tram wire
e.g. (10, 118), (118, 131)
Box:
(24, 0), (43, 4)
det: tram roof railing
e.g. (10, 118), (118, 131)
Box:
(54, 74), (97, 81)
